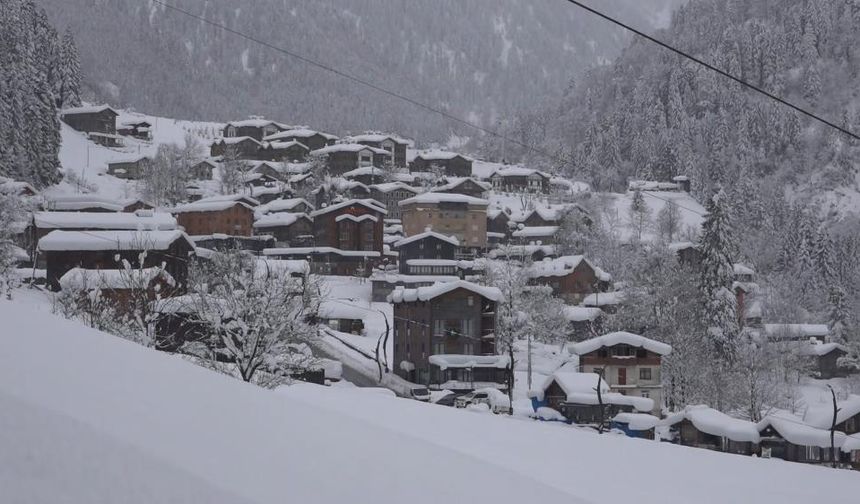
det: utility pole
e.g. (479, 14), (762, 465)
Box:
(827, 384), (841, 468)
(526, 332), (533, 391)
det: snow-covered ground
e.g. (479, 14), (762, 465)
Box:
(2, 297), (859, 503)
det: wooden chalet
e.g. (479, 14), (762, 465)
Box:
(259, 140), (309, 162)
(310, 143), (392, 176)
(527, 255), (610, 304)
(310, 199), (385, 252)
(668, 406), (760, 456)
(0, 177), (37, 197)
(107, 156), (152, 180)
(60, 105), (122, 146)
(210, 136), (264, 159)
(255, 198), (313, 216)
(39, 229), (194, 291)
(368, 182), (419, 220)
(389, 280), (505, 390)
(173, 198), (256, 237)
(410, 151), (472, 177)
(263, 128), (338, 151)
(223, 118), (290, 141)
(117, 120), (152, 140)
(58, 267), (177, 316)
(253, 212), (314, 247)
(800, 342), (854, 379)
(533, 370), (655, 425)
(758, 415), (852, 466)
(393, 231), (459, 274)
(190, 159), (218, 180)
(489, 167), (551, 194)
(347, 133), (409, 167)
(432, 177), (490, 199)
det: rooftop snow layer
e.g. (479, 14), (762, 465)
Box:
(253, 212), (310, 228)
(388, 280), (502, 303)
(311, 143), (390, 156)
(804, 395), (860, 430)
(59, 267), (175, 291)
(414, 150), (470, 161)
(428, 354), (510, 370)
(684, 405), (761, 443)
(33, 211), (177, 230)
(60, 104), (118, 115)
(570, 332), (672, 356)
(393, 230), (459, 248)
(398, 192), (489, 206)
(309, 199), (386, 217)
(39, 230), (194, 252)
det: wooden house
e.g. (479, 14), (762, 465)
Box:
(533, 370), (655, 425)
(210, 137), (264, 159)
(58, 267), (177, 316)
(347, 133), (409, 167)
(223, 118), (290, 141)
(410, 151), (472, 177)
(190, 159), (218, 180)
(0, 177), (37, 197)
(758, 415), (852, 466)
(369, 272), (460, 302)
(310, 144), (392, 176)
(309, 199), (386, 252)
(390, 280), (504, 389)
(173, 199), (255, 237)
(399, 192), (489, 250)
(669, 406), (760, 455)
(804, 395), (860, 437)
(433, 177), (490, 199)
(260, 140), (309, 162)
(255, 198), (313, 216)
(263, 128), (338, 151)
(489, 167), (551, 193)
(343, 166), (386, 186)
(262, 247), (381, 276)
(512, 225), (559, 245)
(60, 105), (122, 146)
(562, 306), (604, 342)
(800, 342), (854, 379)
(487, 209), (512, 236)
(393, 230), (459, 274)
(191, 234), (275, 253)
(39, 229), (194, 291)
(527, 255), (610, 304)
(107, 156), (152, 179)
(253, 212), (314, 247)
(117, 120), (152, 140)
(570, 332), (672, 414)
(368, 182), (419, 220)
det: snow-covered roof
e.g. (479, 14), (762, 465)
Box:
(759, 414), (846, 448)
(804, 395), (860, 430)
(0, 178), (37, 196)
(763, 324), (829, 339)
(628, 180), (681, 191)
(256, 198), (311, 215)
(369, 272), (460, 285)
(108, 155), (151, 165)
(490, 166), (550, 178)
(343, 166), (385, 178)
(684, 405), (760, 443)
(570, 332), (672, 356)
(428, 354), (510, 370)
(318, 300), (369, 321)
(226, 118), (290, 129)
(799, 341), (848, 357)
(398, 192), (489, 207)
(309, 199), (387, 217)
(39, 230), (194, 252)
(388, 280), (502, 303)
(487, 244), (556, 259)
(43, 196), (126, 212)
(262, 247), (381, 258)
(433, 177), (491, 192)
(529, 255), (591, 278)
(393, 230), (459, 248)
(414, 150), (471, 162)
(172, 200), (254, 214)
(562, 306), (603, 322)
(667, 241), (696, 252)
(335, 214), (378, 224)
(311, 143), (390, 156)
(613, 413), (660, 431)
(581, 291), (625, 307)
(369, 182), (420, 194)
(512, 226), (559, 238)
(543, 371), (609, 397)
(213, 136), (262, 146)
(33, 211), (177, 231)
(265, 140), (309, 151)
(733, 263), (755, 276)
(263, 128), (337, 142)
(61, 104), (118, 116)
(347, 133), (409, 145)
(195, 194), (261, 207)
(59, 267), (175, 292)
(253, 212), (310, 229)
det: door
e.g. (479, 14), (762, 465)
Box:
(618, 368), (627, 385)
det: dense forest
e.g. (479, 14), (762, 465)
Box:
(0, 0), (82, 188)
(35, 0), (682, 142)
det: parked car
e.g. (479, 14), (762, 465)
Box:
(455, 388), (510, 414)
(432, 390), (457, 407)
(410, 387), (431, 402)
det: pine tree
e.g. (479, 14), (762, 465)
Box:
(57, 28), (82, 108)
(697, 189), (739, 359)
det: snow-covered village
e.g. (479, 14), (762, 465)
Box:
(3, 0), (860, 502)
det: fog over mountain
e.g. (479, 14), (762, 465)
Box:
(37, 0), (683, 141)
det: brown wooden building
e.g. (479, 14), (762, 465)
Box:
(309, 199), (386, 252)
(107, 156), (152, 180)
(253, 212), (314, 247)
(58, 267), (178, 317)
(348, 133), (409, 167)
(433, 177), (490, 199)
(117, 120), (152, 140)
(223, 118), (290, 141)
(410, 151), (473, 177)
(39, 229), (194, 291)
(399, 192), (489, 250)
(489, 167), (551, 193)
(369, 182), (419, 220)
(210, 137), (264, 159)
(173, 200), (255, 237)
(60, 105), (118, 135)
(263, 128), (338, 151)
(259, 140), (310, 162)
(527, 255), (609, 304)
(310, 144), (392, 176)
(390, 280), (504, 389)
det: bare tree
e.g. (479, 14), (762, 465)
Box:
(628, 189), (652, 241)
(182, 252), (322, 386)
(656, 199), (682, 243)
(218, 146), (246, 195)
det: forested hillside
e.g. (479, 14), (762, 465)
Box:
(0, 0), (82, 187)
(36, 0), (682, 141)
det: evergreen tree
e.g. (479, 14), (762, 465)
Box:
(57, 28), (82, 108)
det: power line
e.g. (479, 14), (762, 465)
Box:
(563, 0), (860, 142)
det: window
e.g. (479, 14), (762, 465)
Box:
(640, 390), (650, 399)
(433, 341), (445, 354)
(463, 342), (474, 355)
(639, 368), (652, 381)
(433, 320), (443, 337)
(467, 296), (474, 306)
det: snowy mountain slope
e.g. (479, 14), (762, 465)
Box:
(39, 0), (685, 141)
(3, 297), (859, 504)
